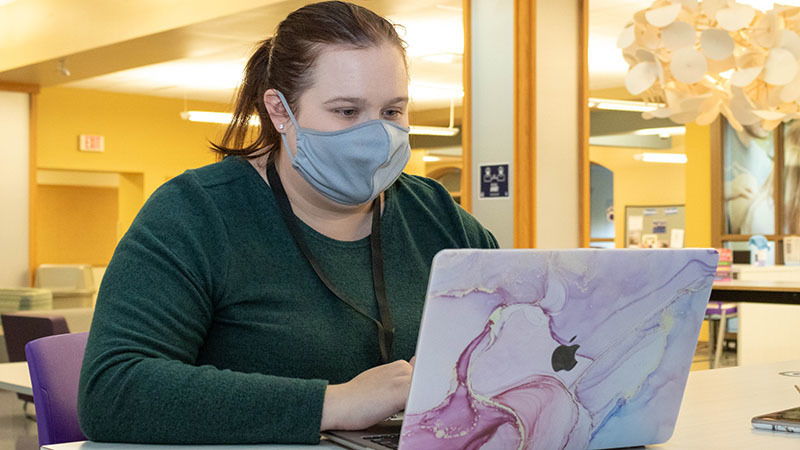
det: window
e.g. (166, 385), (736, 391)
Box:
(715, 119), (799, 263)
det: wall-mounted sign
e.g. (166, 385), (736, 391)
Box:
(79, 134), (105, 152)
(479, 163), (509, 198)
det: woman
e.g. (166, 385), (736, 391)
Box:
(78, 1), (497, 445)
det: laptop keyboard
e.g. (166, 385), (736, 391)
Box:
(365, 433), (400, 449)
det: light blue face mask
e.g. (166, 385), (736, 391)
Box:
(275, 91), (411, 205)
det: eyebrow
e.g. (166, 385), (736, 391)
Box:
(323, 96), (409, 105)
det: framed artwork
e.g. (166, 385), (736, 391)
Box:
(723, 122), (774, 235)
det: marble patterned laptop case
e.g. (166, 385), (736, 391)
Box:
(401, 249), (719, 450)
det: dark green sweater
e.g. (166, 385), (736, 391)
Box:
(78, 156), (497, 444)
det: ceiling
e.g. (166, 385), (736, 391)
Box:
(0, 0), (666, 111)
(0, 0), (465, 111)
(65, 1), (466, 110)
(589, 0), (654, 90)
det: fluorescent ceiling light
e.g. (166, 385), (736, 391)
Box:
(633, 127), (686, 138)
(422, 156), (441, 162)
(409, 125), (460, 137)
(589, 97), (663, 112)
(181, 111), (459, 137)
(634, 153), (688, 164)
(180, 111), (259, 126)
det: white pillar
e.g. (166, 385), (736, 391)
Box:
(470, 0), (581, 248)
(0, 91), (30, 286)
(470, 0), (515, 248)
(535, 0), (580, 248)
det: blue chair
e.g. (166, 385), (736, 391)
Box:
(25, 332), (88, 446)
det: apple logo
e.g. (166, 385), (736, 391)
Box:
(551, 335), (579, 372)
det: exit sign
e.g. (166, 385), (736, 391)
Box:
(79, 134), (105, 152)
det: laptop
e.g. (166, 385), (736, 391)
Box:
(325, 248), (719, 449)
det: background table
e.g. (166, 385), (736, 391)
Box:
(0, 361), (32, 396)
(712, 280), (800, 305)
(711, 280), (800, 364)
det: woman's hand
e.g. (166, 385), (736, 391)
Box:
(320, 358), (414, 431)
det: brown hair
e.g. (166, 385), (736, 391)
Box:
(211, 1), (407, 157)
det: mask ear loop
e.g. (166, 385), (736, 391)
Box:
(275, 91), (301, 131)
(275, 90), (302, 163)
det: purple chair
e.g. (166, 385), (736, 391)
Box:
(25, 332), (88, 446)
(704, 301), (738, 368)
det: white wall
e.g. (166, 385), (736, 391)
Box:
(738, 303), (800, 366)
(535, 0), (580, 248)
(470, 0), (581, 248)
(470, 0), (515, 248)
(732, 266), (800, 365)
(0, 91), (30, 287)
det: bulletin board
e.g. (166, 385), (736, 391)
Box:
(625, 205), (686, 248)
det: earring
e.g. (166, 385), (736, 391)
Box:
(278, 124), (284, 130)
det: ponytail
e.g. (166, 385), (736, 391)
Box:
(211, 38), (279, 157)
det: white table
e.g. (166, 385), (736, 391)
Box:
(39, 360), (800, 449)
(0, 361), (32, 396)
(654, 359), (800, 449)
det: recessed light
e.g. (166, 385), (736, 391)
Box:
(633, 153), (688, 164)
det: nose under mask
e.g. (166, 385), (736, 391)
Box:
(275, 91), (411, 205)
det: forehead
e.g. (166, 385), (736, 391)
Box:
(305, 43), (408, 101)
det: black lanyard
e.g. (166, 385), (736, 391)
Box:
(266, 161), (394, 364)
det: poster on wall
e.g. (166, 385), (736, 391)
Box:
(723, 121), (774, 235)
(479, 164), (509, 198)
(625, 205), (685, 248)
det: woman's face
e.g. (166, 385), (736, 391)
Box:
(293, 42), (409, 131)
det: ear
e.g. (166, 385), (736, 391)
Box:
(263, 89), (290, 133)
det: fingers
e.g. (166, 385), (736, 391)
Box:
(321, 360), (414, 431)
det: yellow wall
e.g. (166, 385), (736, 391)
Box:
(590, 139), (687, 248)
(35, 87), (227, 268)
(37, 87), (224, 197)
(684, 123), (712, 247)
(405, 149), (426, 177)
(118, 172), (144, 239)
(36, 185), (118, 266)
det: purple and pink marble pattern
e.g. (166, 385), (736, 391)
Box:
(401, 249), (718, 450)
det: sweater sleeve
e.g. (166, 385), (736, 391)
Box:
(456, 203), (500, 249)
(396, 173), (499, 250)
(77, 173), (327, 444)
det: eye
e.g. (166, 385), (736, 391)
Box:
(335, 108), (358, 118)
(382, 109), (403, 120)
